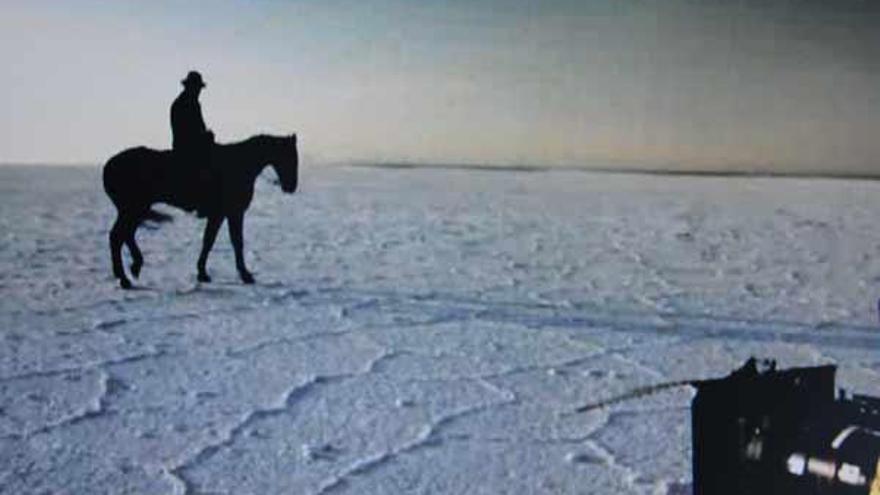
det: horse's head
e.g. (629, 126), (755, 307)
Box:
(271, 134), (298, 194)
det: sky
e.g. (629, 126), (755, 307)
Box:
(2, 0), (879, 173)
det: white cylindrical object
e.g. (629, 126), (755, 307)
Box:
(807, 458), (837, 480)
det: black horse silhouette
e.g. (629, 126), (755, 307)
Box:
(102, 134), (298, 289)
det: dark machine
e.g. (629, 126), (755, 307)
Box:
(692, 358), (880, 494)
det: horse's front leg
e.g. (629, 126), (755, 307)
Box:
(227, 210), (254, 284)
(197, 215), (224, 283)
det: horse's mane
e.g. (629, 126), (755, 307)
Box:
(220, 134), (289, 150)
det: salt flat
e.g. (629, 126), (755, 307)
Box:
(1, 164), (880, 494)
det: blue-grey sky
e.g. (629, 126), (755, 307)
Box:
(2, 0), (879, 173)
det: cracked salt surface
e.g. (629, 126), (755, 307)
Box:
(2, 164), (880, 493)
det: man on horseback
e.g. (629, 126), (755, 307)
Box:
(171, 70), (216, 216)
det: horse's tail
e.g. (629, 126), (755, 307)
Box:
(140, 208), (173, 225)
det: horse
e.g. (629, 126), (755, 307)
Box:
(102, 133), (298, 289)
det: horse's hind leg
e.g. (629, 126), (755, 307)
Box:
(126, 222), (144, 279)
(109, 213), (132, 289)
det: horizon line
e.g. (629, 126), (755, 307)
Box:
(3, 160), (879, 182)
(348, 161), (880, 182)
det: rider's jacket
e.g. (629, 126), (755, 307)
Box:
(170, 90), (208, 152)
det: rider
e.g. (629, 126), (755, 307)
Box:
(171, 70), (215, 216)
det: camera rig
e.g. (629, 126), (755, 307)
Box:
(692, 358), (880, 494)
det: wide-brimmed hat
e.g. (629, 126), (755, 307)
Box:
(181, 71), (206, 88)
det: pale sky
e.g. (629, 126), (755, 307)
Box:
(2, 0), (879, 173)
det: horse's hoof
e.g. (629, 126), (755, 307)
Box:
(120, 278), (133, 290)
(197, 273), (212, 283)
(130, 263), (142, 279)
(240, 272), (255, 284)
